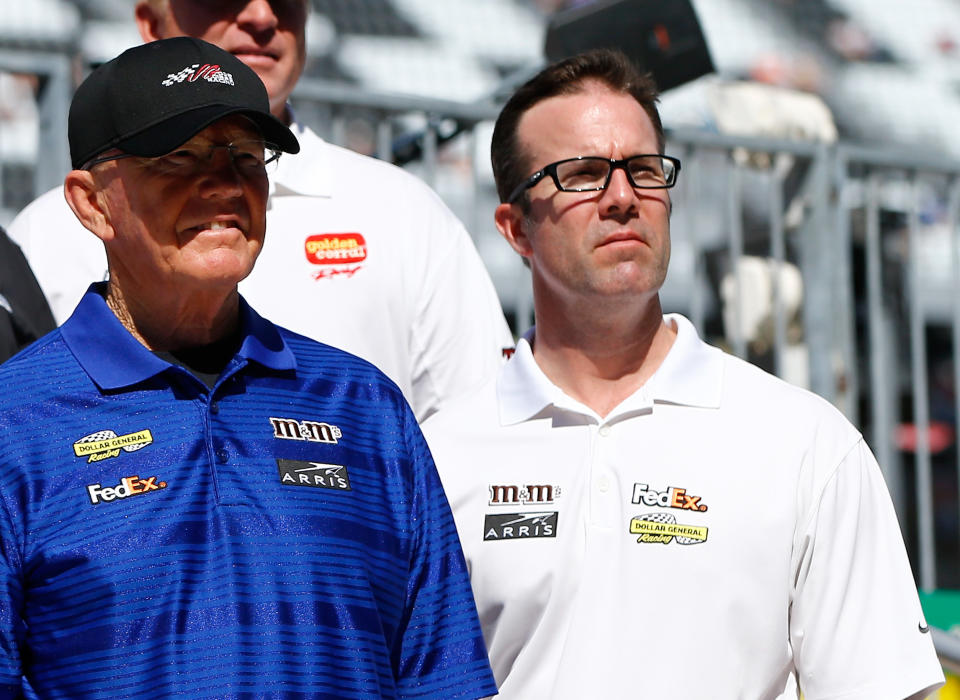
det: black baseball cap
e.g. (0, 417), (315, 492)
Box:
(69, 36), (299, 169)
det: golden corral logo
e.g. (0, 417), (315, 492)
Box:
(73, 429), (154, 463)
(304, 233), (367, 265)
(630, 513), (708, 545)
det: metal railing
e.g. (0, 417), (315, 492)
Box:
(667, 132), (960, 597)
(0, 49), (71, 223)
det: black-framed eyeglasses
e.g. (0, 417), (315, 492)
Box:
(507, 154), (681, 203)
(83, 139), (283, 174)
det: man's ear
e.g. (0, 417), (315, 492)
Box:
(64, 170), (114, 243)
(134, 1), (163, 42)
(494, 202), (534, 262)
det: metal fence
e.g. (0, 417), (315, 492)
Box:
(0, 49), (71, 224)
(667, 129), (960, 598)
(4, 57), (960, 659)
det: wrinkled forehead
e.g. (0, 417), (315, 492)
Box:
(518, 87), (659, 172)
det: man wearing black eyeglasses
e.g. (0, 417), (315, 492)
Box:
(423, 48), (942, 700)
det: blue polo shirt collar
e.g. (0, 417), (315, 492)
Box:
(61, 283), (297, 391)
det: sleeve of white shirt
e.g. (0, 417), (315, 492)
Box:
(789, 437), (944, 700)
(407, 190), (514, 422)
(7, 187), (107, 324)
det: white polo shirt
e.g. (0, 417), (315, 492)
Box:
(423, 314), (943, 700)
(7, 186), (107, 322)
(8, 120), (513, 420)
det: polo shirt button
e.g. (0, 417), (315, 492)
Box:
(598, 475), (610, 492)
(598, 425), (611, 437)
(216, 448), (228, 463)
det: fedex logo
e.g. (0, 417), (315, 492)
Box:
(631, 483), (708, 512)
(87, 475), (167, 505)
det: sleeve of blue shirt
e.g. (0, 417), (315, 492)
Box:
(0, 476), (25, 699)
(393, 406), (497, 699)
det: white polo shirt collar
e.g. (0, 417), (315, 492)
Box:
(269, 109), (332, 198)
(498, 313), (723, 426)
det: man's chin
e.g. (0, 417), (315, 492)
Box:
(232, 55), (284, 86)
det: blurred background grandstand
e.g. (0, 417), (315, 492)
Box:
(6, 0), (960, 323)
(7, 0), (960, 683)
(10, 0), (960, 211)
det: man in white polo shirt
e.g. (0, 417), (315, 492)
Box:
(8, 0), (512, 421)
(422, 48), (943, 700)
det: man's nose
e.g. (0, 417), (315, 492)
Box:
(235, 0), (280, 32)
(597, 166), (638, 214)
(197, 151), (246, 198)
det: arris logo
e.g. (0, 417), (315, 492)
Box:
(484, 512), (558, 541)
(277, 459), (351, 492)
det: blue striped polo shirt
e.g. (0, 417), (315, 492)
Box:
(0, 284), (495, 699)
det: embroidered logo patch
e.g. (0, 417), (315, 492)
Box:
(629, 513), (708, 545)
(488, 483), (560, 506)
(161, 63), (235, 87)
(269, 417), (341, 444)
(304, 233), (367, 280)
(277, 459), (351, 491)
(87, 474), (167, 505)
(631, 483), (708, 512)
(73, 429), (153, 463)
(305, 233), (367, 265)
(483, 512), (558, 541)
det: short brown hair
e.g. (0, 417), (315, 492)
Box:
(490, 48), (663, 204)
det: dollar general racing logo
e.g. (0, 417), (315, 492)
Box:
(277, 459), (351, 491)
(631, 483), (708, 512)
(270, 417), (341, 444)
(630, 513), (708, 545)
(484, 512), (558, 541)
(73, 429), (153, 463)
(87, 475), (167, 505)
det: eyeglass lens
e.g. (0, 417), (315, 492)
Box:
(159, 141), (280, 172)
(555, 156), (674, 191)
